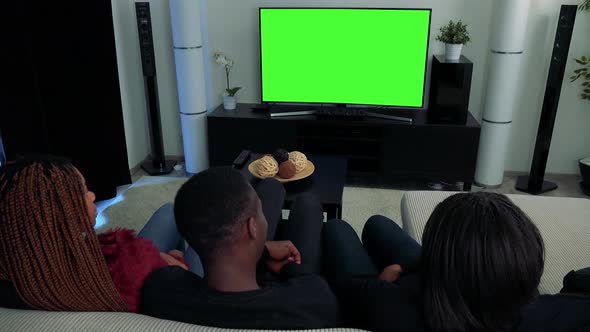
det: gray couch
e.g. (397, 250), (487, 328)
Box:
(0, 309), (363, 332)
(401, 191), (590, 295)
(2, 191), (589, 331)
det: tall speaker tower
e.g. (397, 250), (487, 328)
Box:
(474, 0), (531, 187)
(516, 5), (577, 194)
(170, 0), (209, 174)
(136, 2), (176, 175)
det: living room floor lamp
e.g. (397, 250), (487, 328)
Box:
(474, 0), (531, 188)
(170, 0), (209, 174)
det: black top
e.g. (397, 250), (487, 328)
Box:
(335, 275), (425, 331)
(141, 263), (340, 330)
(433, 54), (473, 64)
(0, 280), (31, 309)
(335, 275), (590, 332)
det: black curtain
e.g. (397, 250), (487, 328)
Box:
(2, 1), (131, 200)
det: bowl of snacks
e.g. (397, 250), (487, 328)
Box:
(248, 149), (315, 183)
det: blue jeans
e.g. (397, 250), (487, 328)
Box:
(138, 203), (204, 276)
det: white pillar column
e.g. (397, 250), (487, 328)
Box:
(170, 0), (209, 174)
(474, 0), (531, 187)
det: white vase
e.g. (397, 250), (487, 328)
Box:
(223, 94), (237, 110)
(445, 43), (463, 61)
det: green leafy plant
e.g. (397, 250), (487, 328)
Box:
(214, 52), (241, 97)
(570, 3), (589, 100)
(436, 20), (471, 45)
(570, 56), (590, 100)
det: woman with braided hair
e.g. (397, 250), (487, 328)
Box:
(0, 156), (190, 312)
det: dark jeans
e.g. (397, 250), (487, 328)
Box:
(256, 178), (324, 275)
(323, 215), (421, 281)
(138, 178), (324, 277)
(137, 203), (205, 276)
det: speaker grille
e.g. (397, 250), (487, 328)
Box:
(135, 2), (157, 77)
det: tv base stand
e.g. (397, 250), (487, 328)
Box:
(270, 108), (412, 123)
(363, 111), (412, 123)
(208, 103), (481, 190)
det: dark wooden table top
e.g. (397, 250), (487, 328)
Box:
(239, 153), (347, 207)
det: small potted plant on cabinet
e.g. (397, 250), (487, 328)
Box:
(436, 20), (471, 61)
(214, 52), (241, 110)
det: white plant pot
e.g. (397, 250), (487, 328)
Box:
(445, 43), (463, 61)
(223, 94), (237, 110)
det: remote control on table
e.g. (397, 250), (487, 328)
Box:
(233, 150), (251, 168)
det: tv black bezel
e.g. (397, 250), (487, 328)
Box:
(258, 7), (433, 109)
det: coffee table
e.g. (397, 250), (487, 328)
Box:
(238, 153), (347, 220)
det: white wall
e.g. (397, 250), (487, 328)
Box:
(112, 0), (150, 168)
(112, 0), (184, 170)
(205, 0), (494, 116)
(506, 0), (590, 174)
(147, 0), (184, 157)
(113, 0), (589, 174)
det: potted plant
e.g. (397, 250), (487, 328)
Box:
(214, 52), (241, 110)
(436, 20), (471, 61)
(571, 55), (589, 101)
(569, 2), (589, 101)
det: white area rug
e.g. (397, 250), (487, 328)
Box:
(98, 176), (404, 236)
(97, 177), (186, 232)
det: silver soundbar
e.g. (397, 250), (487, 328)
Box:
(269, 109), (413, 123)
(364, 111), (413, 123)
(270, 110), (318, 117)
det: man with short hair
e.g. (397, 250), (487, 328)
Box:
(141, 167), (339, 329)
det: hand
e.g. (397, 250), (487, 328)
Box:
(160, 252), (188, 270)
(265, 240), (301, 274)
(379, 264), (403, 283)
(167, 249), (184, 260)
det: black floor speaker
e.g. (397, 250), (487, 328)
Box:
(428, 55), (473, 125)
(136, 2), (175, 175)
(516, 5), (577, 195)
(580, 158), (590, 196)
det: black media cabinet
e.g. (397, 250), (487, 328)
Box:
(208, 104), (481, 190)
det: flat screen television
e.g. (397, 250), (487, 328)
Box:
(259, 8), (432, 108)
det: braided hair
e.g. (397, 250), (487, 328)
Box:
(0, 156), (127, 311)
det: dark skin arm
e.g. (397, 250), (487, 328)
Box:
(264, 240), (301, 274)
(160, 250), (188, 270)
(379, 264), (403, 282)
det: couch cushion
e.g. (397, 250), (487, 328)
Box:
(401, 191), (590, 295)
(0, 308), (366, 332)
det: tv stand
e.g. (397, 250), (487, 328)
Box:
(208, 103), (481, 190)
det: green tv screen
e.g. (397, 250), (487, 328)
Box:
(260, 8), (431, 108)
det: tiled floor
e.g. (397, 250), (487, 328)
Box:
(473, 172), (587, 199)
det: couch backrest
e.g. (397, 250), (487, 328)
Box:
(401, 191), (590, 294)
(0, 308), (367, 332)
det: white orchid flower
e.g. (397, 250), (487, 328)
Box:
(214, 51), (240, 95)
(214, 52), (228, 65)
